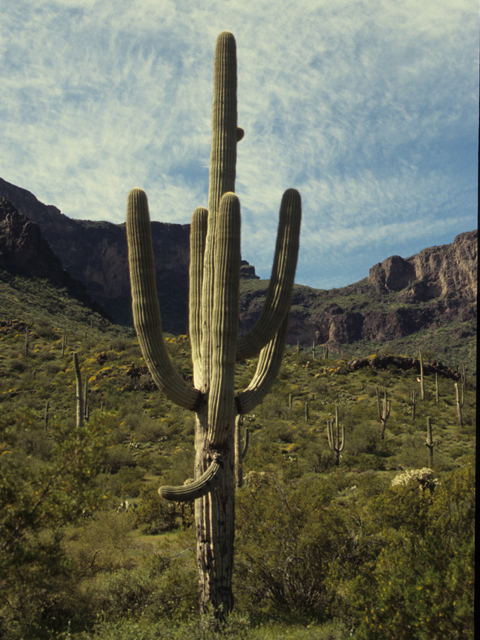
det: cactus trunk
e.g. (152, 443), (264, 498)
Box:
(126, 32), (301, 617)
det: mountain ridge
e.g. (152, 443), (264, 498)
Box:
(0, 176), (476, 369)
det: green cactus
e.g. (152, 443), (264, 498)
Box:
(376, 385), (391, 439)
(126, 31), (301, 616)
(326, 405), (345, 466)
(73, 352), (83, 430)
(425, 416), (434, 467)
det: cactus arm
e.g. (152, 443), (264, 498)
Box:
(126, 188), (202, 411)
(190, 207), (208, 388)
(326, 419), (333, 448)
(339, 423), (346, 453)
(208, 193), (241, 446)
(201, 31), (238, 391)
(235, 312), (290, 415)
(159, 454), (224, 502)
(242, 427), (250, 459)
(236, 189), (301, 361)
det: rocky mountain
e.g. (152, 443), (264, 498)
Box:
(0, 177), (476, 365)
(0, 197), (108, 318)
(0, 177), (258, 333)
(239, 229), (477, 360)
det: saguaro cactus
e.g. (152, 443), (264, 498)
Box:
(425, 416), (434, 467)
(376, 386), (390, 439)
(126, 32), (301, 616)
(326, 405), (345, 466)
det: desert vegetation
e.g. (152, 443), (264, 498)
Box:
(0, 273), (475, 639)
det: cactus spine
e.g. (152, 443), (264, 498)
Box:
(125, 32), (301, 616)
(327, 405), (345, 465)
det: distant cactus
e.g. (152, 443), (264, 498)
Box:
(326, 405), (345, 466)
(454, 382), (463, 429)
(418, 351), (425, 400)
(24, 326), (29, 357)
(425, 416), (434, 467)
(376, 386), (391, 439)
(73, 352), (83, 429)
(125, 32), (301, 615)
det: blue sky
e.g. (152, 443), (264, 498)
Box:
(0, 0), (477, 289)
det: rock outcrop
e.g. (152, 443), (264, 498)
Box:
(239, 230), (477, 351)
(369, 232), (477, 303)
(0, 177), (476, 354)
(0, 177), (259, 332)
(0, 197), (108, 317)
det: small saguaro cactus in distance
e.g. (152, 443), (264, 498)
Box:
(73, 352), (84, 430)
(425, 416), (434, 467)
(326, 405), (345, 466)
(126, 32), (301, 617)
(454, 382), (463, 429)
(24, 326), (29, 357)
(376, 386), (391, 439)
(418, 351), (425, 400)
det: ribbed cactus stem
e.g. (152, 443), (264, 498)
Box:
(236, 313), (290, 414)
(189, 207), (208, 388)
(208, 193), (240, 446)
(201, 32), (238, 388)
(126, 188), (202, 412)
(236, 189), (301, 360)
(159, 455), (223, 501)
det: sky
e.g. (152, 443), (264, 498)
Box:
(0, 0), (477, 289)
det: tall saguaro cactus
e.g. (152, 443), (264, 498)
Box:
(126, 32), (301, 616)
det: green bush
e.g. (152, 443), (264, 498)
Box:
(345, 465), (475, 639)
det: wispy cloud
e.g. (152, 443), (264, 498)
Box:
(0, 0), (477, 288)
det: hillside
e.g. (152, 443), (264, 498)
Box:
(0, 291), (475, 638)
(0, 176), (476, 374)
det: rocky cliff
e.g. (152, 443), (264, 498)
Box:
(1, 177), (476, 351)
(0, 177), (259, 333)
(0, 197), (108, 317)
(0, 177), (191, 332)
(239, 230), (477, 354)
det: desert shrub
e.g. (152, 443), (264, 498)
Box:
(105, 445), (136, 474)
(0, 418), (109, 639)
(34, 319), (58, 340)
(234, 473), (359, 621)
(344, 464), (475, 639)
(90, 557), (198, 622)
(99, 465), (146, 498)
(131, 484), (191, 533)
(9, 358), (27, 372)
(64, 511), (135, 577)
(346, 423), (381, 455)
